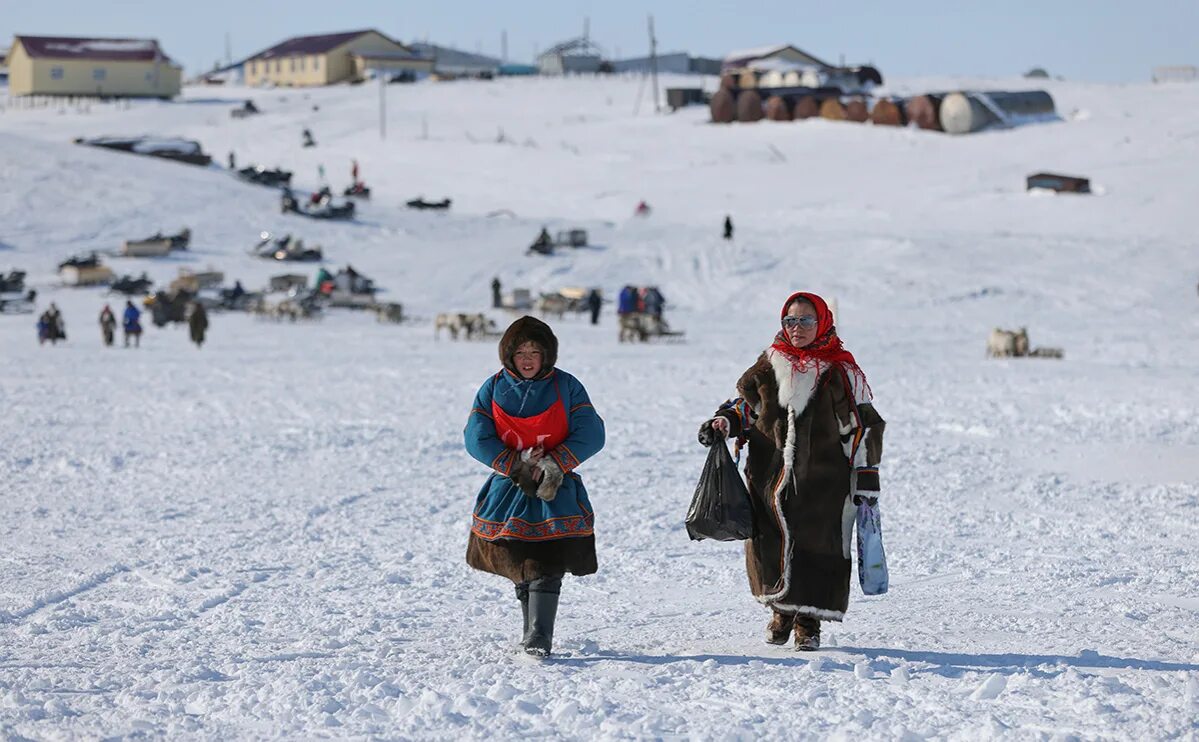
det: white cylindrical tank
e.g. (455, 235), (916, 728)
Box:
(939, 92), (998, 134)
(940, 90), (1056, 134)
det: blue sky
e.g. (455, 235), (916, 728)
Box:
(2, 1), (1195, 82)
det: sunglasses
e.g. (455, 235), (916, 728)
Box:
(782, 315), (818, 329)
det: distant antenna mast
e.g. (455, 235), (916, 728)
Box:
(648, 15), (660, 113)
(224, 32), (232, 66)
(501, 30), (508, 64)
(584, 17), (590, 43)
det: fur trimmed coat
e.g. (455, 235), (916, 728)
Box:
(464, 368), (604, 582)
(712, 349), (885, 621)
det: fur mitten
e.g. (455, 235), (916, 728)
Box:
(508, 458), (542, 498)
(535, 458), (563, 502)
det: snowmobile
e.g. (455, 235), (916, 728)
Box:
(218, 283), (259, 311)
(145, 288), (195, 327)
(250, 232), (323, 262)
(109, 273), (154, 295)
(230, 100), (260, 119)
(58, 252), (101, 271)
(0, 271), (32, 314)
(527, 228), (554, 256)
(405, 197), (451, 210)
(0, 269), (26, 294)
(237, 166), (292, 188)
(343, 182), (371, 199)
(281, 190), (355, 221)
(167, 228), (191, 251)
(0, 294), (34, 315)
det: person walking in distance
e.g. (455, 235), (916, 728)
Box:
(123, 300), (143, 348)
(99, 304), (117, 346)
(188, 301), (209, 349)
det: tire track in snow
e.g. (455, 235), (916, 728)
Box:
(0, 563), (133, 624)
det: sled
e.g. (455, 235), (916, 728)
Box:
(110, 274), (154, 295)
(120, 238), (171, 257)
(0, 297), (34, 314)
(237, 166), (292, 188)
(618, 313), (686, 343)
(61, 264), (114, 287)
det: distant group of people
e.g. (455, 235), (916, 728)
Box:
(36, 303), (66, 345)
(37, 299), (208, 349)
(617, 285), (665, 320)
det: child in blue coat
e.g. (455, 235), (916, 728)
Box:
(464, 316), (605, 657)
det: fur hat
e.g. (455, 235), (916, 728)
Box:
(499, 316), (558, 377)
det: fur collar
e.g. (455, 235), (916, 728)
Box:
(767, 348), (822, 416)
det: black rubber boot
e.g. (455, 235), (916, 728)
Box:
(523, 575), (562, 658)
(515, 583), (530, 645)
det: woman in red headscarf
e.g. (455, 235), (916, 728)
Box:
(698, 292), (885, 650)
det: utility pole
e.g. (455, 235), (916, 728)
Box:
(501, 30), (508, 64)
(379, 71), (386, 140)
(224, 32), (232, 66)
(648, 15), (660, 113)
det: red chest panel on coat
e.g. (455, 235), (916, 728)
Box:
(491, 380), (569, 451)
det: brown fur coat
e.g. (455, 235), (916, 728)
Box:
(714, 350), (884, 621)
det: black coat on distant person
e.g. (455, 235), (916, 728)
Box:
(188, 303), (209, 347)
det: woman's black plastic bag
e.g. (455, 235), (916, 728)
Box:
(686, 442), (754, 541)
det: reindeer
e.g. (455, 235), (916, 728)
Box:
(987, 327), (1029, 357)
(434, 312), (498, 340)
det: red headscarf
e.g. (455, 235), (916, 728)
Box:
(770, 291), (872, 400)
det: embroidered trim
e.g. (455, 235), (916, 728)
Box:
(471, 511), (594, 541)
(491, 449), (515, 476)
(549, 444), (580, 473)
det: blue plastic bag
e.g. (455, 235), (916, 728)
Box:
(855, 499), (889, 595)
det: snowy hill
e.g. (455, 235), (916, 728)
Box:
(1, 74), (1197, 738)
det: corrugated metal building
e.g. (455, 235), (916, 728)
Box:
(407, 43), (501, 77)
(610, 52), (722, 75)
(537, 37), (604, 75)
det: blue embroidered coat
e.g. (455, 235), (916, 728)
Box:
(465, 368), (605, 544)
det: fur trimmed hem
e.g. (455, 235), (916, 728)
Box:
(766, 603), (845, 622)
(466, 531), (597, 583)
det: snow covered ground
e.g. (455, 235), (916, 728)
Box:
(1, 74), (1197, 738)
